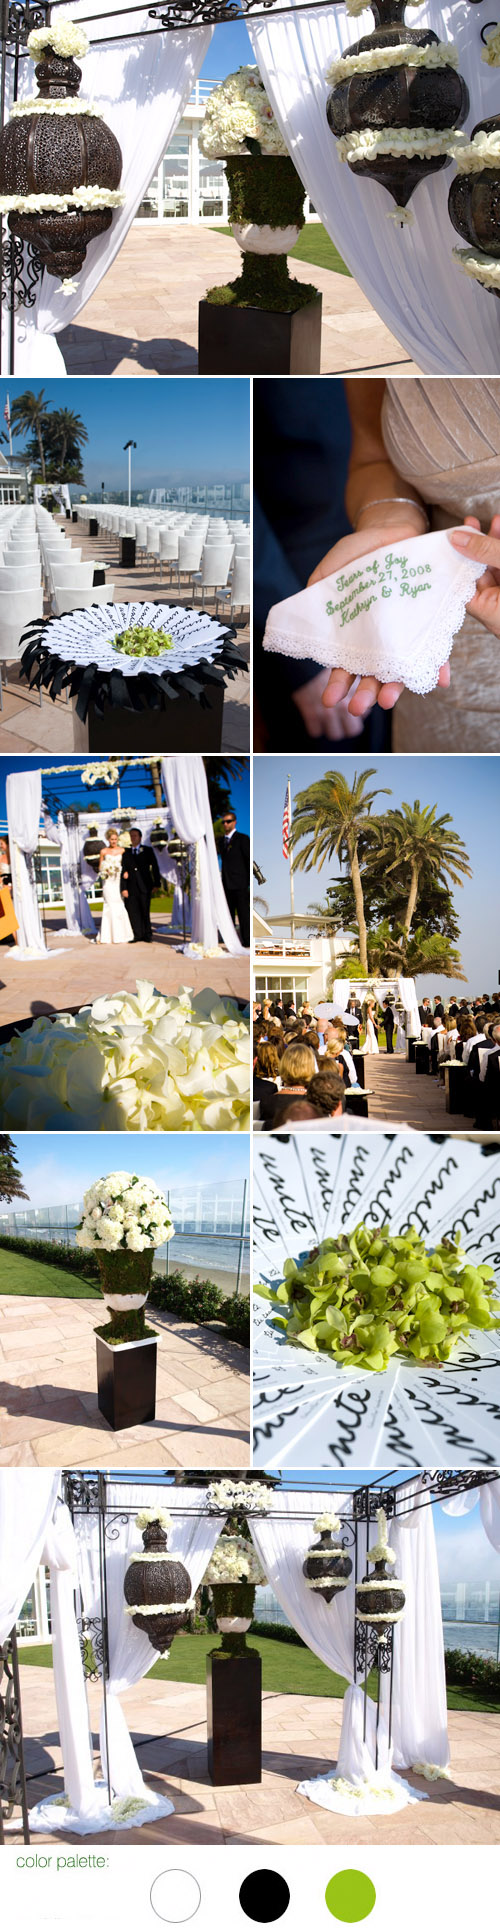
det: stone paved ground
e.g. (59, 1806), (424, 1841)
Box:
(0, 518), (249, 755)
(0, 927), (249, 1024)
(0, 1300), (250, 1467)
(57, 226), (421, 378)
(11, 1670), (500, 1846)
(359, 1053), (471, 1132)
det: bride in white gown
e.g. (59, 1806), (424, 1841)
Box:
(98, 829), (134, 946)
(362, 999), (380, 1056)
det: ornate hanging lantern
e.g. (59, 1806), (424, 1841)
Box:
(326, 0), (469, 219)
(355, 1509), (406, 1642)
(123, 1511), (192, 1652)
(82, 825), (102, 871)
(449, 99), (500, 298)
(303, 1512), (352, 1603)
(0, 22), (124, 290)
(149, 820), (170, 850)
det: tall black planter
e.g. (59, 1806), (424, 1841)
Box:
(199, 296), (322, 376)
(207, 1645), (262, 1785)
(96, 1333), (158, 1430)
(326, 0), (468, 209)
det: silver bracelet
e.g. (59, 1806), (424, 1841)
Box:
(356, 496), (430, 532)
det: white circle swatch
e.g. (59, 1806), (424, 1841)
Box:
(150, 1871), (201, 1924)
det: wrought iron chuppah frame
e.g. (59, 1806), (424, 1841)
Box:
(1, 1466), (498, 1843)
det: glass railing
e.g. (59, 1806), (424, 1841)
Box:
(0, 1182), (250, 1296)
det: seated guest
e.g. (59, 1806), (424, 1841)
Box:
(473, 1022), (500, 1128)
(325, 1036), (360, 1090)
(253, 1042), (280, 1112)
(263, 1042), (317, 1127)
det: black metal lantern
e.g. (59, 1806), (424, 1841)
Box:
(355, 1511), (406, 1642)
(449, 114), (500, 297)
(123, 1516), (191, 1653)
(326, 0), (468, 212)
(0, 45), (123, 284)
(303, 1523), (352, 1603)
(83, 828), (102, 872)
(149, 821), (170, 850)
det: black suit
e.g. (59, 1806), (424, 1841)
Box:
(120, 844), (160, 942)
(383, 1006), (395, 1053)
(217, 829), (250, 947)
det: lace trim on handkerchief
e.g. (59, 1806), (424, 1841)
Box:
(263, 550), (482, 695)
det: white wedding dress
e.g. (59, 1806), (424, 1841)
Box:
(363, 1016), (379, 1056)
(99, 855), (134, 946)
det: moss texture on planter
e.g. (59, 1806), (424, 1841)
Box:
(211, 1580), (256, 1619)
(97, 1247), (153, 1340)
(206, 252), (319, 313)
(95, 1313), (158, 1345)
(226, 153), (306, 229)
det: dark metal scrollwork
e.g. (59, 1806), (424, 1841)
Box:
(6, 1), (50, 47)
(2, 235), (44, 313)
(149, 0), (277, 26)
(353, 1487), (396, 1522)
(77, 1615), (108, 1681)
(0, 1631), (29, 1845)
(63, 1473), (101, 1514)
(354, 1619), (393, 1677)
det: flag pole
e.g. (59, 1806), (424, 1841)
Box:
(288, 774), (295, 942)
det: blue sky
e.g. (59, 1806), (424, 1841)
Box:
(270, 1471), (500, 1588)
(6, 1133), (249, 1210)
(0, 755), (250, 833)
(201, 23), (252, 78)
(0, 378), (250, 493)
(253, 753), (500, 997)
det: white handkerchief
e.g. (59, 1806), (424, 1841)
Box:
(263, 529), (484, 694)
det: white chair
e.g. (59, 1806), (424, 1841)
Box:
(158, 531), (179, 581)
(217, 555), (250, 617)
(146, 525), (161, 570)
(0, 586), (44, 690)
(194, 544), (234, 602)
(176, 535), (204, 593)
(0, 566), (42, 592)
(53, 578), (112, 615)
(51, 564), (97, 612)
(87, 583), (115, 606)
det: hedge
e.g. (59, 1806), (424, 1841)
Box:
(0, 1236), (249, 1348)
(444, 1648), (500, 1696)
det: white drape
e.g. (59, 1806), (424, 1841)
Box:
(248, 0), (500, 376)
(7, 6), (211, 372)
(390, 1480), (449, 1776)
(162, 755), (244, 953)
(480, 1478), (500, 1552)
(0, 1470), (60, 1642)
(75, 1483), (225, 1807)
(34, 485), (71, 511)
(43, 811), (97, 937)
(39, 1502), (103, 1828)
(5, 768), (46, 954)
(399, 977), (422, 1039)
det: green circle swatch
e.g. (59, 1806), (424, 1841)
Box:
(325, 1870), (376, 1923)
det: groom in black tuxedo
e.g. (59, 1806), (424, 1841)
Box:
(121, 828), (161, 943)
(216, 810), (250, 947)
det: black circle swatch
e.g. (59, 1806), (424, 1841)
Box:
(239, 1871), (290, 1924)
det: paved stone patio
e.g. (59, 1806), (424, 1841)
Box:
(0, 927), (249, 1024)
(0, 1300), (250, 1467)
(0, 519), (249, 755)
(57, 225), (421, 377)
(11, 1668), (500, 1845)
(357, 1055), (472, 1132)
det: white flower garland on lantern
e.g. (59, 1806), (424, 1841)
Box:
(453, 246), (500, 288)
(367, 1509), (396, 1566)
(336, 125), (461, 163)
(199, 65), (288, 159)
(0, 187), (125, 214)
(452, 129), (500, 171)
(327, 41), (458, 82)
(124, 1600), (195, 1615)
(10, 97), (104, 118)
(75, 1171), (174, 1253)
(27, 22), (90, 58)
(481, 25), (500, 63)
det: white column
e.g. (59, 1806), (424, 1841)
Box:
(189, 128), (200, 224)
(34, 1564), (50, 1640)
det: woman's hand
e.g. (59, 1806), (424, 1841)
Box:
(448, 514), (500, 638)
(308, 520), (450, 718)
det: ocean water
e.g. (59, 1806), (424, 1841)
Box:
(255, 1593), (500, 1661)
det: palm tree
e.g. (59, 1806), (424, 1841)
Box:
(367, 801), (472, 938)
(46, 407), (88, 475)
(289, 770), (390, 974)
(10, 389), (52, 482)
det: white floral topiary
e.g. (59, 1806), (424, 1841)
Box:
(27, 22), (90, 59)
(204, 1536), (266, 1584)
(199, 66), (288, 160)
(207, 1480), (272, 1513)
(75, 1172), (174, 1253)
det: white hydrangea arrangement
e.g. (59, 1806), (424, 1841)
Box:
(313, 1512), (342, 1534)
(204, 1536), (266, 1584)
(27, 21), (90, 58)
(82, 761), (121, 786)
(366, 1509), (396, 1567)
(75, 1172), (174, 1254)
(207, 1480), (272, 1513)
(0, 982), (251, 1132)
(135, 1509), (172, 1531)
(199, 65), (287, 159)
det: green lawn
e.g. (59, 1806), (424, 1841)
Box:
(17, 1636), (500, 1711)
(0, 1250), (100, 1300)
(212, 221), (350, 277)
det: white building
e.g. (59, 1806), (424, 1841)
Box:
(253, 910), (352, 1009)
(0, 448), (28, 503)
(136, 79), (314, 227)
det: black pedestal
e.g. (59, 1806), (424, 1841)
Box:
(415, 1043), (431, 1076)
(72, 509), (78, 523)
(65, 509), (71, 520)
(345, 1090), (369, 1118)
(198, 297), (322, 375)
(120, 536), (136, 568)
(207, 1647), (262, 1785)
(96, 1334), (158, 1431)
(445, 1063), (469, 1116)
(407, 1037), (417, 1063)
(86, 677), (224, 752)
(89, 517), (99, 537)
(93, 569), (105, 587)
(352, 1051), (365, 1088)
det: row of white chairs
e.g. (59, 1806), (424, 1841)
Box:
(0, 508), (115, 708)
(72, 503), (250, 611)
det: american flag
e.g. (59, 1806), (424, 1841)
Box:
(282, 786), (290, 860)
(4, 396), (10, 428)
